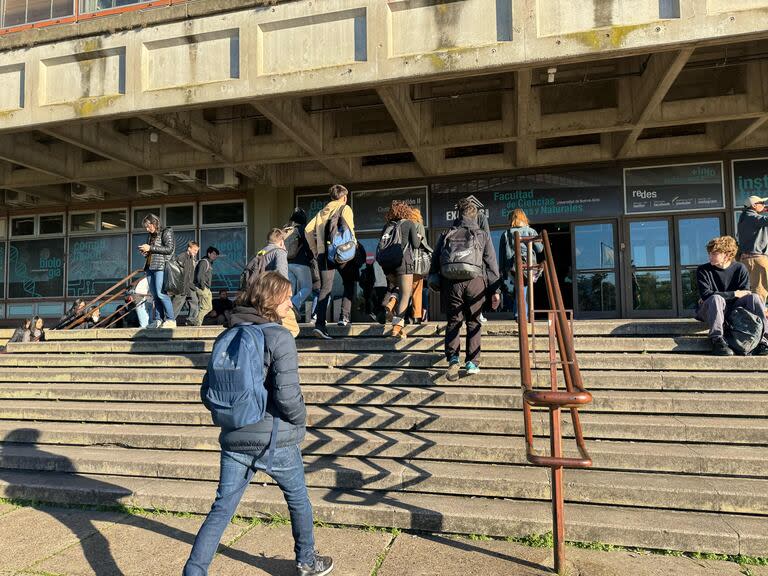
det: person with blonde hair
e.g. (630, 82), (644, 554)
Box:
(695, 235), (768, 356)
(498, 208), (543, 320)
(409, 206), (432, 324)
(185, 271), (333, 576)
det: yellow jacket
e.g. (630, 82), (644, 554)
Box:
(305, 199), (356, 256)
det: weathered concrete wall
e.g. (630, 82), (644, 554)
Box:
(2, 0), (768, 132)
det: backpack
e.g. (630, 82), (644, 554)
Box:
(725, 306), (764, 355)
(376, 220), (405, 271)
(283, 224), (301, 260)
(325, 207), (356, 264)
(439, 226), (484, 280)
(503, 229), (538, 280)
(162, 256), (184, 296)
(239, 250), (267, 291)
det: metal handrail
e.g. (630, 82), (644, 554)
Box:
(514, 230), (593, 575)
(56, 269), (145, 330)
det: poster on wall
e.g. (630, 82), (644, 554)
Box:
(624, 162), (724, 214)
(200, 227), (246, 293)
(352, 186), (428, 231)
(68, 235), (128, 297)
(732, 157), (768, 208)
(431, 170), (622, 228)
(295, 194), (330, 221)
(8, 238), (65, 298)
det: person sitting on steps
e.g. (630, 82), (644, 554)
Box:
(695, 235), (768, 356)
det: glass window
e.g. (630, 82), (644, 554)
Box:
(165, 205), (195, 228)
(0, 218), (6, 239)
(52, 0), (73, 17)
(630, 220), (670, 268)
(39, 214), (64, 236)
(131, 232), (148, 272)
(202, 202), (244, 225)
(631, 270), (673, 311)
(133, 207), (160, 230)
(200, 227), (246, 292)
(681, 269), (699, 311)
(8, 238), (65, 298)
(173, 229), (197, 258)
(0, 242), (5, 299)
(101, 210), (127, 232)
(678, 217), (721, 267)
(575, 224), (615, 270)
(3, 0), (27, 27)
(68, 235), (128, 296)
(70, 212), (97, 233)
(11, 217), (35, 237)
(577, 272), (617, 313)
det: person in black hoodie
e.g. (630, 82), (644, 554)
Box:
(286, 208), (315, 318)
(184, 271), (333, 576)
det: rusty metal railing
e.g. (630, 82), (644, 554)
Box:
(514, 230), (593, 575)
(56, 269), (145, 330)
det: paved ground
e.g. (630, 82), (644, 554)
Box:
(0, 502), (764, 576)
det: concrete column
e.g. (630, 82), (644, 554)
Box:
(246, 182), (294, 256)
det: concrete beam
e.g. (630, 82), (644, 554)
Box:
(139, 112), (226, 163)
(0, 134), (77, 181)
(41, 123), (147, 170)
(724, 116), (768, 150)
(376, 84), (439, 175)
(253, 99), (351, 181)
(616, 49), (695, 159)
(516, 69), (536, 168)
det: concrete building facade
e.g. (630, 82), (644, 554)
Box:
(2, 0), (768, 321)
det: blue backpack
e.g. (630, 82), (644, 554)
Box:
(325, 207), (356, 264)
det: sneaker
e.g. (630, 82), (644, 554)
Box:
(337, 317), (350, 327)
(711, 337), (734, 356)
(311, 313), (317, 322)
(478, 313), (487, 324)
(753, 341), (768, 356)
(446, 357), (460, 382)
(465, 361), (480, 375)
(297, 552), (334, 576)
(313, 327), (333, 340)
(148, 320), (162, 329)
(161, 319), (177, 329)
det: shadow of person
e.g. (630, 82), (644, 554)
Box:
(0, 428), (294, 576)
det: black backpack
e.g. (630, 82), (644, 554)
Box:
(162, 257), (184, 296)
(725, 306), (764, 355)
(283, 224), (301, 260)
(376, 220), (405, 271)
(239, 250), (267, 291)
(504, 229), (538, 280)
(439, 226), (484, 280)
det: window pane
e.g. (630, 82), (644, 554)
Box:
(575, 224), (615, 270)
(173, 229), (197, 258)
(681, 269), (699, 311)
(3, 0), (27, 27)
(101, 210), (127, 231)
(131, 232), (148, 272)
(26, 0), (52, 23)
(39, 215), (64, 235)
(133, 207), (160, 230)
(68, 235), (128, 296)
(200, 227), (246, 292)
(70, 213), (97, 232)
(8, 238), (65, 298)
(51, 0), (73, 17)
(577, 272), (617, 313)
(165, 205), (194, 228)
(630, 220), (670, 268)
(678, 217), (721, 267)
(202, 203), (244, 225)
(632, 270), (673, 311)
(11, 217), (34, 237)
(0, 243), (5, 298)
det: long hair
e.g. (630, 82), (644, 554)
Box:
(410, 207), (424, 224)
(386, 200), (414, 222)
(142, 213), (161, 229)
(509, 208), (529, 228)
(238, 271), (291, 322)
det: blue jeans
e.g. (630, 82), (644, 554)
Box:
(183, 445), (315, 574)
(146, 269), (174, 321)
(289, 263), (313, 309)
(512, 284), (528, 321)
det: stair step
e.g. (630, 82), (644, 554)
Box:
(0, 470), (762, 555)
(0, 421), (765, 476)
(0, 400), (765, 443)
(0, 383), (765, 416)
(2, 351), (767, 371)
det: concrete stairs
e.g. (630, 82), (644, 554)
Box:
(0, 321), (766, 556)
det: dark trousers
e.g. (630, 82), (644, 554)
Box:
(695, 293), (768, 339)
(314, 257), (357, 327)
(444, 276), (486, 365)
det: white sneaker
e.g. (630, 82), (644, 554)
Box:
(148, 320), (162, 329)
(161, 319), (177, 328)
(478, 313), (488, 324)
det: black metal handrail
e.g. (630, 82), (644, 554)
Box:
(514, 230), (593, 575)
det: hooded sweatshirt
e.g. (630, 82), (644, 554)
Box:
(260, 243), (289, 280)
(304, 199), (356, 256)
(216, 306), (307, 454)
(737, 207), (768, 255)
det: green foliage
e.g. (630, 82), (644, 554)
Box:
(468, 533), (492, 541)
(508, 531), (554, 548)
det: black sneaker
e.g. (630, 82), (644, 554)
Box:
(297, 552), (334, 576)
(753, 341), (768, 356)
(313, 327), (333, 340)
(446, 359), (461, 382)
(711, 337), (734, 356)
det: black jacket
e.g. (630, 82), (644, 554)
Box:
(432, 215), (501, 294)
(194, 257), (214, 290)
(217, 307), (307, 454)
(696, 261), (749, 302)
(175, 251), (197, 295)
(145, 227), (175, 271)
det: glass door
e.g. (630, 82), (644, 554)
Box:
(677, 215), (723, 316)
(573, 222), (619, 317)
(626, 219), (674, 317)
